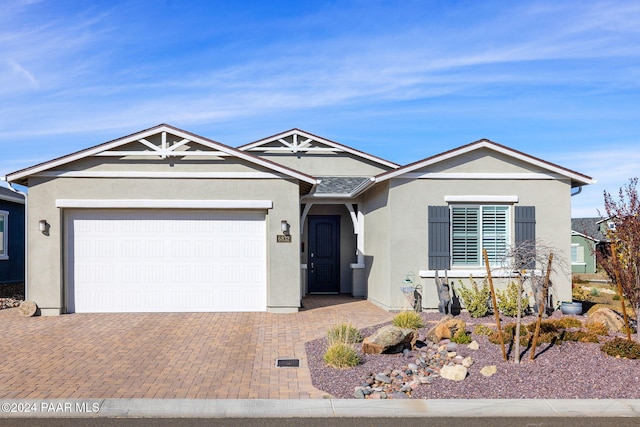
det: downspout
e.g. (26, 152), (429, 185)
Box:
(571, 186), (582, 197)
(1, 178), (28, 300)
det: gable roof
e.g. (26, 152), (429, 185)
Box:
(0, 186), (25, 204)
(374, 139), (595, 187)
(238, 128), (400, 169)
(572, 217), (607, 242)
(5, 124), (317, 187)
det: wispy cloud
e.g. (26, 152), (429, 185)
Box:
(7, 59), (39, 88)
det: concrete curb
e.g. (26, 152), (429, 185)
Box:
(1, 399), (639, 418)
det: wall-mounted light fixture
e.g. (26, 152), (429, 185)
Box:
(281, 220), (290, 235)
(39, 220), (48, 233)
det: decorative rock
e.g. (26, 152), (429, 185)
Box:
(425, 315), (467, 342)
(18, 300), (37, 317)
(440, 364), (467, 381)
(586, 307), (626, 333)
(445, 342), (458, 351)
(392, 392), (410, 399)
(354, 388), (366, 399)
(468, 340), (479, 350)
(362, 325), (417, 354)
(462, 357), (474, 368)
(375, 373), (392, 384)
(403, 348), (411, 357)
(408, 363), (418, 371)
(480, 365), (498, 377)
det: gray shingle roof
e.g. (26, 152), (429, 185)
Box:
(315, 177), (372, 195)
(0, 186), (25, 203)
(572, 217), (608, 242)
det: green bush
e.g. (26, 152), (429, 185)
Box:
(392, 311), (424, 329)
(600, 338), (640, 359)
(326, 322), (362, 345)
(474, 324), (495, 336)
(323, 343), (361, 368)
(590, 287), (601, 297)
(496, 281), (527, 317)
(456, 277), (491, 318)
(451, 330), (473, 344)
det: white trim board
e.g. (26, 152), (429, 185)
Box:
(444, 195), (519, 203)
(56, 199), (273, 209)
(37, 171), (286, 179)
(396, 172), (562, 180)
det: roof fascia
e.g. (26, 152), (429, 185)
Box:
(238, 128), (400, 169)
(375, 140), (595, 186)
(6, 124), (317, 186)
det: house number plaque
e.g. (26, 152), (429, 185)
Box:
(276, 235), (292, 243)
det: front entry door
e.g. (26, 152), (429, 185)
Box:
(308, 215), (340, 293)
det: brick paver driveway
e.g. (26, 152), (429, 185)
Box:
(0, 296), (393, 399)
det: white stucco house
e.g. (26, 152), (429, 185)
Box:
(3, 124), (594, 315)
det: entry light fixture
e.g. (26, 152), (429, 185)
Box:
(281, 220), (290, 235)
(39, 219), (48, 233)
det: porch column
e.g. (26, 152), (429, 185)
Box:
(347, 203), (366, 297)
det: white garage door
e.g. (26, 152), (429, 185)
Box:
(66, 209), (266, 313)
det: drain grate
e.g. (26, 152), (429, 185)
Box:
(275, 358), (300, 368)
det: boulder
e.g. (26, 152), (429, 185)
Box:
(480, 365), (497, 377)
(440, 364), (467, 381)
(362, 325), (417, 354)
(586, 307), (626, 332)
(425, 315), (467, 343)
(18, 300), (37, 317)
(468, 340), (480, 350)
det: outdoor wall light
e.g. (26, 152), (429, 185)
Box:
(281, 220), (290, 235)
(39, 219), (48, 233)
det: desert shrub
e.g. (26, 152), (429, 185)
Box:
(586, 322), (609, 336)
(496, 281), (528, 317)
(558, 317), (583, 329)
(456, 277), (491, 318)
(561, 330), (600, 343)
(327, 322), (362, 345)
(613, 294), (621, 301)
(474, 324), (494, 336)
(392, 311), (424, 330)
(572, 285), (592, 302)
(600, 338), (640, 359)
(323, 343), (361, 368)
(451, 330), (472, 344)
(590, 287), (601, 297)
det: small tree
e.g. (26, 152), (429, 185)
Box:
(497, 240), (565, 363)
(597, 177), (640, 342)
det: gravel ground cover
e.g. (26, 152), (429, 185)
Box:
(306, 311), (640, 399)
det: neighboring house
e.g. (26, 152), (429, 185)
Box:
(4, 124), (594, 315)
(0, 186), (25, 284)
(570, 217), (607, 274)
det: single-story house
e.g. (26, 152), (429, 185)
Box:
(4, 124), (594, 315)
(0, 186), (25, 285)
(571, 217), (608, 274)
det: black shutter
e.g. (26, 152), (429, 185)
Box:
(515, 206), (536, 269)
(428, 206), (451, 270)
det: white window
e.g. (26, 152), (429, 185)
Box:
(0, 211), (7, 260)
(571, 243), (585, 264)
(451, 205), (509, 266)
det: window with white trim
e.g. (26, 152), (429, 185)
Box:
(451, 205), (509, 266)
(0, 211), (7, 259)
(571, 243), (585, 264)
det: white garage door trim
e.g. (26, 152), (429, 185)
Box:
(66, 209), (267, 313)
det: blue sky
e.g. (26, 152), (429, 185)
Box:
(1, 0), (639, 217)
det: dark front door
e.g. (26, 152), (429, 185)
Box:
(308, 215), (340, 293)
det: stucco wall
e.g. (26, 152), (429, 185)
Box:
(250, 153), (391, 177)
(362, 181), (391, 309)
(380, 177), (573, 310)
(26, 175), (301, 315)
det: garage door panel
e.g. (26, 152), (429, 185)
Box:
(67, 210), (267, 313)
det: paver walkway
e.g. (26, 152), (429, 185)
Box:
(0, 296), (394, 399)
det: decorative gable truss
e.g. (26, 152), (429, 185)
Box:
(239, 129), (400, 168)
(6, 124), (317, 186)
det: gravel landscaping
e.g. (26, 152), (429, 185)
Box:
(305, 311), (640, 399)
